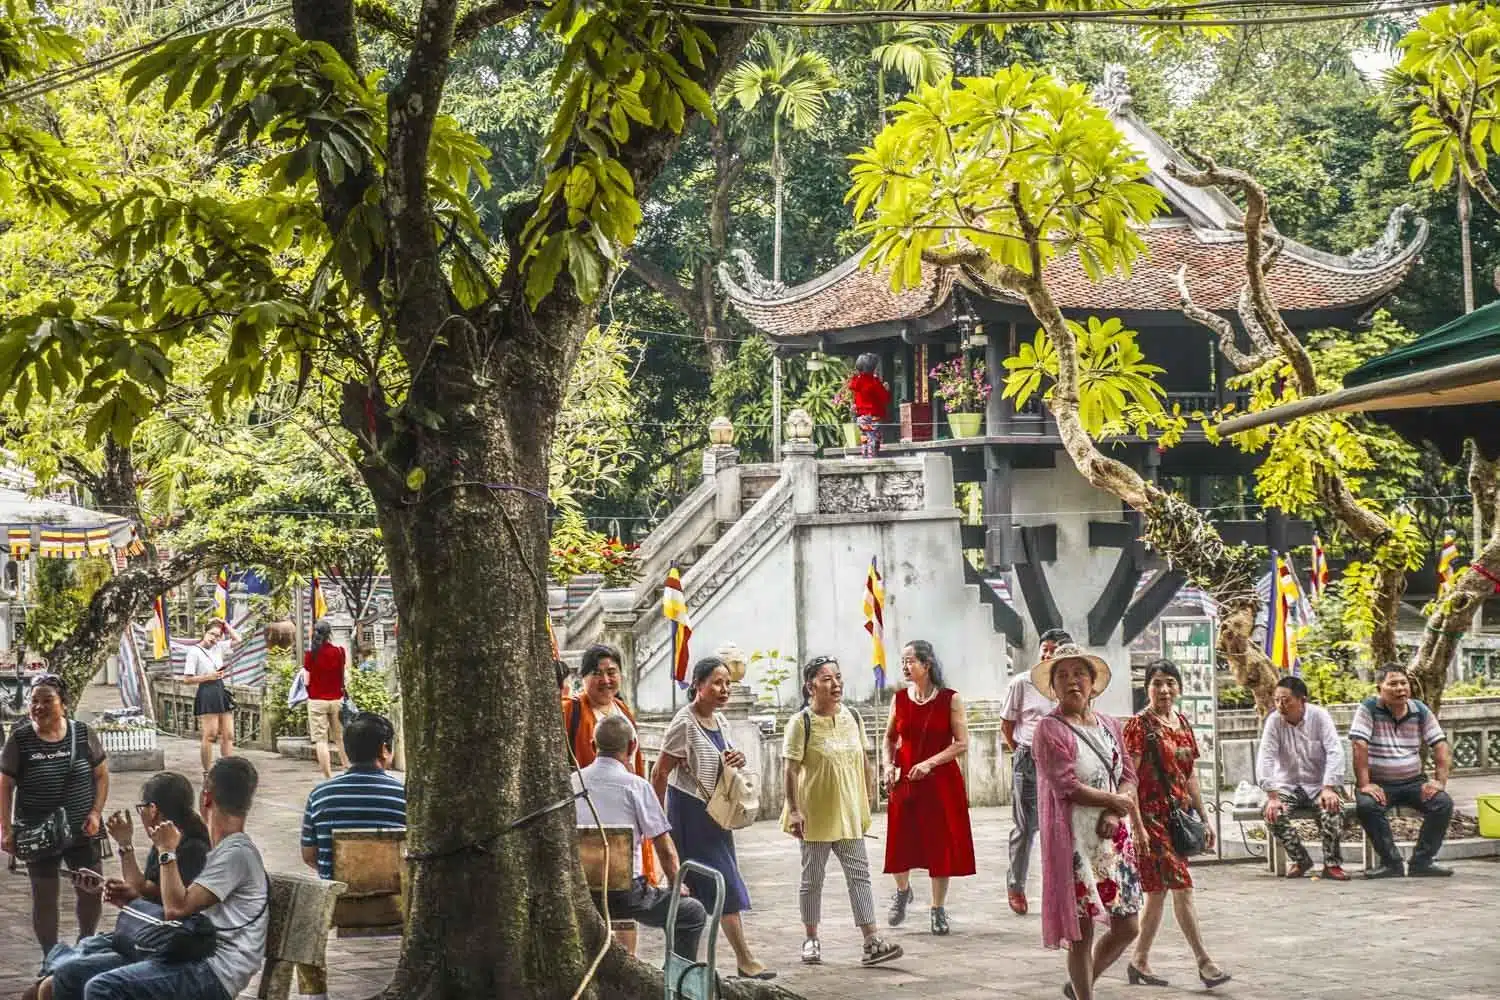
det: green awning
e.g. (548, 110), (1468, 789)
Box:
(1345, 299), (1500, 387)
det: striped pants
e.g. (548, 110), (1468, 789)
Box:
(800, 838), (876, 928)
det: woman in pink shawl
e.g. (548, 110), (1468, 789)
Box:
(1030, 643), (1149, 1000)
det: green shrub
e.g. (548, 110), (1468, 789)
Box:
(1302, 656), (1376, 705)
(1445, 679), (1497, 700)
(1217, 684), (1255, 710)
(263, 650), (394, 740)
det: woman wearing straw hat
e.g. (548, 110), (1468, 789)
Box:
(1030, 643), (1148, 1000)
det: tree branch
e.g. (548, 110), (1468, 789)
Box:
(1174, 263), (1269, 373)
(454, 1), (528, 45)
(626, 253), (701, 322)
(354, 0), (415, 43)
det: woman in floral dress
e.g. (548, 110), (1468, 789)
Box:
(1123, 659), (1230, 989)
(1032, 644), (1148, 1000)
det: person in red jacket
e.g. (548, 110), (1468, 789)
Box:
(848, 353), (891, 458)
(303, 619), (348, 778)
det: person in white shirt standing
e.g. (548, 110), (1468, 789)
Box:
(574, 714), (707, 960)
(181, 619), (243, 778)
(1256, 676), (1349, 881)
(999, 627), (1066, 915)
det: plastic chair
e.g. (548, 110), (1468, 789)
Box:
(664, 860), (724, 1000)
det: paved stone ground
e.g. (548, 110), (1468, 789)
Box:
(3, 686), (1498, 999)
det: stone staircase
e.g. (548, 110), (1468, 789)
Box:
(558, 446), (1015, 714)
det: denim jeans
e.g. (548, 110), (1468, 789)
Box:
(82, 959), (228, 1000)
(50, 950), (130, 1000)
(1354, 777), (1453, 869)
(607, 877), (707, 961)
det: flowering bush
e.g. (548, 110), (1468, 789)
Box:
(929, 356), (992, 413)
(830, 386), (854, 420)
(549, 510), (640, 586)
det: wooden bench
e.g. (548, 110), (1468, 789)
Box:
(331, 827), (407, 937)
(259, 871), (346, 1000)
(579, 824), (637, 955)
(1230, 801), (1420, 875)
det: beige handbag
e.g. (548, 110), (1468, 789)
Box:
(691, 718), (759, 830)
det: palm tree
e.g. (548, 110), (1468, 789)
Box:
(717, 33), (839, 284)
(869, 20), (952, 123)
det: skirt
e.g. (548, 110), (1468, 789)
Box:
(193, 679), (234, 717)
(667, 786), (751, 914)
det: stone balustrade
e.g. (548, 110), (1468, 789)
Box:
(147, 674), (273, 751)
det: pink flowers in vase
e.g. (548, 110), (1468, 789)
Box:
(929, 357), (992, 414)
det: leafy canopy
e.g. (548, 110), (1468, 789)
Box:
(848, 66), (1166, 290)
(1398, 2), (1500, 191)
(1001, 317), (1165, 436)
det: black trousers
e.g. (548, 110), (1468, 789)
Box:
(608, 877), (707, 961)
(1354, 777), (1452, 869)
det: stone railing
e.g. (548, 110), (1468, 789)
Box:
(148, 675), (273, 751)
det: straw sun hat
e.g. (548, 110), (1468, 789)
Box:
(1030, 642), (1113, 700)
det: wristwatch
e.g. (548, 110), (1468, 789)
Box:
(158, 851), (177, 866)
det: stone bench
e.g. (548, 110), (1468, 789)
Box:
(259, 872), (346, 1000)
(1229, 802), (1420, 876)
(579, 824), (637, 955)
(331, 828), (406, 938)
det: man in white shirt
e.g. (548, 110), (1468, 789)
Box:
(999, 628), (1065, 915)
(1256, 675), (1349, 881)
(574, 714), (706, 960)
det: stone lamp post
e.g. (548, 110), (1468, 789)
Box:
(708, 415), (734, 446)
(784, 407), (817, 459)
(716, 641), (756, 718)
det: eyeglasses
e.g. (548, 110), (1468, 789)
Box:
(805, 656), (839, 671)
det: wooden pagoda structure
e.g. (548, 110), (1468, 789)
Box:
(717, 68), (1427, 655)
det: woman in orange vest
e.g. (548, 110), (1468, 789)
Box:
(563, 643), (658, 884)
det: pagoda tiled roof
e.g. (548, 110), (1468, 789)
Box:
(719, 219), (1426, 342)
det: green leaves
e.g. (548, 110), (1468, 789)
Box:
(519, 0), (719, 308)
(1001, 317), (1165, 437)
(1396, 3), (1500, 192)
(849, 66), (1165, 291)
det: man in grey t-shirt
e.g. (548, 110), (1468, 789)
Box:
(85, 758), (268, 1000)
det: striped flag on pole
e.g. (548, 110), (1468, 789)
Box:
(1310, 534), (1329, 600)
(311, 575), (329, 621)
(863, 556), (887, 689)
(663, 565), (692, 688)
(1437, 531), (1461, 593)
(214, 568), (229, 620)
(1263, 552), (1302, 674)
(150, 595), (170, 658)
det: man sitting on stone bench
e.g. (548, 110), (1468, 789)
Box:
(1257, 675), (1349, 881)
(1350, 664), (1454, 879)
(573, 715), (707, 960)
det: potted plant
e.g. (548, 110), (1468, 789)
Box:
(830, 386), (860, 449)
(930, 356), (992, 438)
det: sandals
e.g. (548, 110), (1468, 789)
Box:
(862, 935), (904, 967)
(887, 886), (913, 926)
(801, 938), (822, 965)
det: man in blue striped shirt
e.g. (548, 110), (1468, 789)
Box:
(300, 712), (407, 880)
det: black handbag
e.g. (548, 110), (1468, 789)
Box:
(1145, 714), (1208, 858)
(111, 878), (270, 963)
(13, 722), (78, 862)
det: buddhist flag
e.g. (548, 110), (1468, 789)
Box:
(863, 556), (887, 689)
(150, 595), (170, 658)
(1438, 531), (1461, 593)
(1263, 552), (1301, 674)
(214, 569), (229, 620)
(663, 565), (692, 687)
(311, 575), (329, 621)
(1310, 534), (1329, 600)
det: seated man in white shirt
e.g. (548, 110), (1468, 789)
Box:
(1256, 676), (1349, 881)
(574, 714), (707, 960)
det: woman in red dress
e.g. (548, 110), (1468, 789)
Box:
(882, 640), (975, 935)
(1122, 659), (1230, 990)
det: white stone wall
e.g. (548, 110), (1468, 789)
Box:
(1007, 461), (1134, 718)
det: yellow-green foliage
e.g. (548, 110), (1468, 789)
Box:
(1001, 317), (1166, 437)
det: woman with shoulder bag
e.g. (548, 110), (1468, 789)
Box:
(182, 619), (242, 778)
(1121, 659), (1230, 989)
(651, 656), (774, 981)
(783, 656), (902, 968)
(0, 676), (111, 965)
(1031, 644), (1147, 1000)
